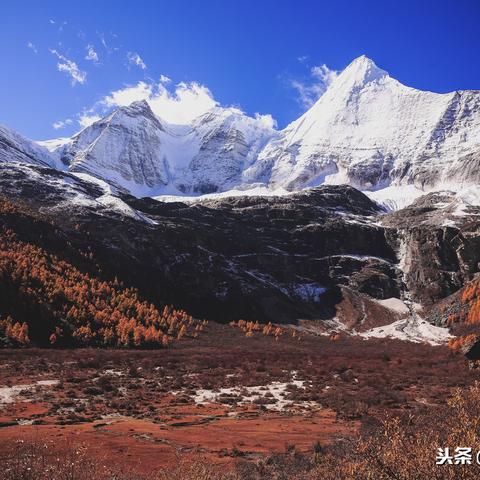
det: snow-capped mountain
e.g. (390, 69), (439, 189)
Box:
(183, 107), (277, 193)
(1, 55), (480, 202)
(37, 101), (276, 196)
(0, 124), (56, 167)
(45, 101), (170, 196)
(257, 55), (480, 192)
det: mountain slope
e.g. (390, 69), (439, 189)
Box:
(0, 161), (478, 338)
(0, 211), (201, 348)
(0, 124), (55, 167)
(0, 162), (398, 325)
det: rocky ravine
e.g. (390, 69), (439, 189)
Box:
(0, 162), (478, 341)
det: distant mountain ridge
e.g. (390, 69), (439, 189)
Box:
(1, 55), (480, 202)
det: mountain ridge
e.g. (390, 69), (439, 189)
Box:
(1, 55), (479, 204)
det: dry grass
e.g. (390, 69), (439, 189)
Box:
(3, 382), (480, 479)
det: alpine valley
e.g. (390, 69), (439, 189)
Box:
(1, 55), (480, 346)
(2, 54), (480, 478)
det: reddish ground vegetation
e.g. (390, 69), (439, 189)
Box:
(2, 375), (480, 479)
(0, 323), (478, 478)
(0, 198), (205, 348)
(424, 277), (480, 352)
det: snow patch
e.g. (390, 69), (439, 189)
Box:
(361, 316), (451, 345)
(191, 380), (310, 411)
(292, 283), (327, 302)
(0, 380), (59, 405)
(375, 297), (411, 315)
(366, 184), (427, 211)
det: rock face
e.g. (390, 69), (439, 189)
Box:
(3, 55), (479, 200)
(0, 162), (478, 328)
(0, 162), (399, 324)
(382, 191), (480, 305)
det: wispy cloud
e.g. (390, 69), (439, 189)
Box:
(97, 31), (119, 54)
(50, 49), (87, 85)
(126, 51), (147, 70)
(85, 44), (99, 63)
(26, 41), (38, 54)
(98, 32), (108, 51)
(52, 118), (73, 130)
(289, 63), (338, 108)
(311, 64), (338, 88)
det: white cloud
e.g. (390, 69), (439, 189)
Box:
(148, 82), (217, 124)
(103, 81), (153, 107)
(254, 113), (277, 130)
(50, 49), (87, 85)
(78, 113), (102, 129)
(69, 67), (279, 131)
(289, 63), (338, 108)
(71, 76), (280, 132)
(126, 51), (147, 70)
(98, 80), (217, 125)
(85, 44), (99, 63)
(26, 42), (38, 54)
(52, 118), (73, 130)
(297, 55), (308, 63)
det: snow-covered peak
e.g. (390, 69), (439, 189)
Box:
(48, 98), (171, 195)
(263, 56), (480, 194)
(95, 99), (165, 132)
(285, 56), (396, 141)
(193, 106), (276, 144)
(181, 106), (278, 193)
(2, 55), (480, 207)
(336, 55), (388, 88)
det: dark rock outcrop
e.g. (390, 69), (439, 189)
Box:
(0, 162), (478, 327)
(382, 192), (480, 305)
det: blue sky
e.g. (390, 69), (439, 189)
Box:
(1, 0), (479, 139)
